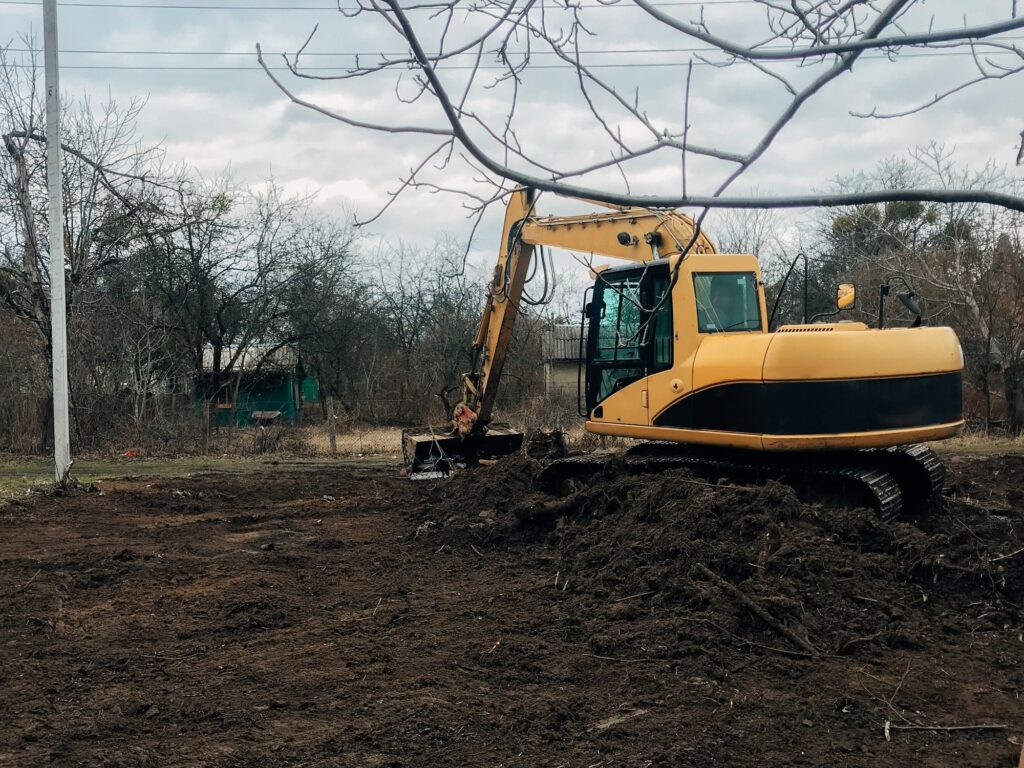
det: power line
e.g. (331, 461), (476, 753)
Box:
(0, 61), (772, 70)
(0, 0), (756, 9)
(3, 48), (1018, 71)
(7, 37), (1024, 57)
(0, 46), (812, 56)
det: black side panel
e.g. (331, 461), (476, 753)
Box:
(652, 372), (962, 435)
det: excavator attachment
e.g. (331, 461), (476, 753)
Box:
(402, 425), (524, 480)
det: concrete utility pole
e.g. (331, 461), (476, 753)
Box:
(44, 0), (71, 483)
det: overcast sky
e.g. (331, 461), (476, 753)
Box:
(2, 0), (1021, 280)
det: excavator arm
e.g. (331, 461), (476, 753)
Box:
(402, 187), (714, 477)
(465, 187), (715, 427)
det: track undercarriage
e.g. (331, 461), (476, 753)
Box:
(538, 442), (945, 523)
(404, 422), (945, 522)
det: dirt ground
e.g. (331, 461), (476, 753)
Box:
(1, 452), (1022, 767)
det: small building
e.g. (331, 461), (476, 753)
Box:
(198, 345), (320, 426)
(542, 324), (584, 400)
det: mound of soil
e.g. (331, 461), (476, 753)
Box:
(415, 453), (545, 537)
(427, 456), (1023, 659)
(556, 468), (1021, 657)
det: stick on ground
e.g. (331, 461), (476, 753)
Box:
(888, 723), (1008, 732)
(694, 563), (820, 656)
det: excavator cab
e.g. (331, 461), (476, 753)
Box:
(582, 261), (770, 414)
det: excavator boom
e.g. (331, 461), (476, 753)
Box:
(403, 187), (714, 476)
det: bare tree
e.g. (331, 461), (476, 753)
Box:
(817, 146), (1024, 431)
(0, 39), (187, 444)
(710, 202), (792, 260)
(1, 41), (169, 348)
(138, 177), (344, 429)
(371, 237), (482, 420)
(258, 0), (1024, 241)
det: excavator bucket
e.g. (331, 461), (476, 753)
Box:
(402, 424), (524, 480)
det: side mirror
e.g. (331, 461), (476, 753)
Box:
(837, 283), (856, 310)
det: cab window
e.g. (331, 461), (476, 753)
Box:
(592, 276), (644, 402)
(693, 272), (761, 333)
(594, 276), (642, 363)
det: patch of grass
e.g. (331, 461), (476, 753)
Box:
(0, 426), (405, 499)
(0, 455), (260, 498)
(929, 433), (1024, 455)
(0, 453), (399, 499)
(297, 426), (402, 456)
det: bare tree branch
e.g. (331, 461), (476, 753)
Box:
(632, 1), (1024, 60)
(256, 0), (1024, 234)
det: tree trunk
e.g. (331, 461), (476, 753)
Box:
(1005, 363), (1024, 435)
(202, 400), (211, 454)
(5, 139), (41, 282)
(38, 396), (53, 454)
(982, 376), (992, 436)
(228, 370), (242, 450)
(326, 394), (338, 456)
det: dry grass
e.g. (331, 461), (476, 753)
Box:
(295, 426), (402, 457)
(5, 425), (1019, 502)
(136, 425), (405, 459)
(286, 423), (625, 457)
(0, 455), (269, 499)
(929, 431), (1024, 455)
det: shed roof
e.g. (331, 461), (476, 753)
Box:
(202, 344), (298, 373)
(542, 325), (583, 361)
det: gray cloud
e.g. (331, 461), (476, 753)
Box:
(2, 0), (1020, 276)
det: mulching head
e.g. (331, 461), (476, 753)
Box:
(402, 424), (524, 480)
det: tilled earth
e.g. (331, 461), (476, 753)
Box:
(0, 452), (1022, 767)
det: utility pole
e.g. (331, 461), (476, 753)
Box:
(44, 0), (71, 483)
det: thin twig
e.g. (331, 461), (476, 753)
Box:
(9, 569), (41, 595)
(681, 59), (693, 199)
(991, 545), (1024, 562)
(612, 591), (655, 603)
(695, 563), (820, 656)
(582, 652), (659, 663)
(887, 723), (1007, 732)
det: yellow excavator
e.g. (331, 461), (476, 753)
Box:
(403, 188), (964, 519)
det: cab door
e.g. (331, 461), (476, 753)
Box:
(585, 269), (645, 415)
(584, 264), (673, 421)
(642, 264), (685, 423)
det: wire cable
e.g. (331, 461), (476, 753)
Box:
(0, 0), (758, 9)
(7, 39), (1024, 57)
(2, 48), (1014, 72)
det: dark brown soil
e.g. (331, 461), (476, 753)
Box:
(1, 453), (1022, 767)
